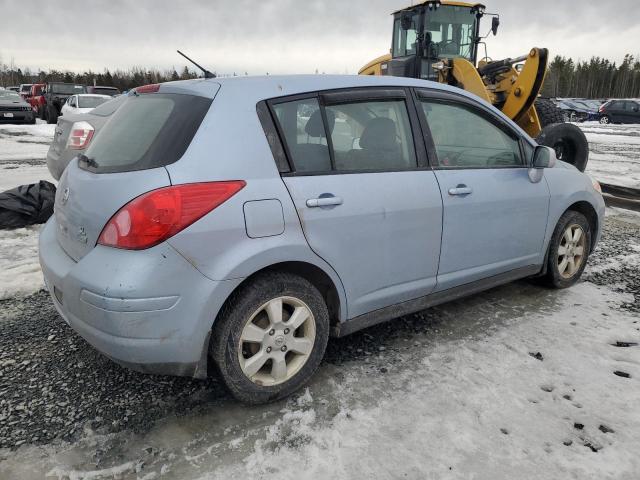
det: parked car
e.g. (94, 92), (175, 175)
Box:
(34, 82), (87, 124)
(27, 83), (46, 119)
(87, 86), (120, 96)
(599, 99), (640, 124)
(46, 95), (126, 180)
(60, 94), (112, 116)
(39, 75), (604, 404)
(18, 83), (33, 99)
(556, 99), (596, 122)
(0, 89), (36, 124)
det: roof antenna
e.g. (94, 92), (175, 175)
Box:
(176, 50), (216, 79)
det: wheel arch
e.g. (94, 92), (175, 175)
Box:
(566, 200), (599, 253)
(213, 260), (345, 334)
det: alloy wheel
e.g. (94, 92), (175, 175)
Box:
(557, 224), (586, 279)
(238, 296), (316, 386)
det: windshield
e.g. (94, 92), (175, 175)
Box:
(0, 91), (21, 100)
(392, 5), (478, 61)
(20, 85), (32, 93)
(78, 95), (109, 108)
(50, 84), (87, 95)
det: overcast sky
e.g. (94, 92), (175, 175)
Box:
(1, 0), (639, 75)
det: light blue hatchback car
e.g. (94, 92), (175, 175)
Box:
(39, 75), (604, 404)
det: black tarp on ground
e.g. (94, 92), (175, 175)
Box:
(0, 181), (56, 229)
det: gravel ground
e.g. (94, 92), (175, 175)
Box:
(0, 212), (638, 453)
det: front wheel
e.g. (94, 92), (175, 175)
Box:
(542, 210), (591, 289)
(211, 272), (329, 404)
(599, 115), (610, 125)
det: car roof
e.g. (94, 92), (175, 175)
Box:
(161, 74), (482, 103)
(157, 74), (533, 141)
(75, 94), (112, 98)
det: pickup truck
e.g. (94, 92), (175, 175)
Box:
(29, 82), (87, 124)
(27, 83), (46, 119)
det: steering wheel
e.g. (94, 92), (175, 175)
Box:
(440, 40), (460, 55)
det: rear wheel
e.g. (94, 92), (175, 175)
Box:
(211, 272), (329, 404)
(542, 210), (591, 289)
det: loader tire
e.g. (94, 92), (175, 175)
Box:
(535, 99), (565, 127)
(537, 123), (589, 172)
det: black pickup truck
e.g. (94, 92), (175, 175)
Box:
(42, 82), (87, 124)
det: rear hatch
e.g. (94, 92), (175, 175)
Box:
(54, 86), (216, 261)
(51, 114), (81, 157)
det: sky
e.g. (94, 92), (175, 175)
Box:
(1, 0), (639, 75)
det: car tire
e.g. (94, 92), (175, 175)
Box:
(542, 210), (591, 289)
(599, 115), (610, 125)
(46, 105), (58, 124)
(210, 272), (330, 405)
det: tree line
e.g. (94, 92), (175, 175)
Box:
(541, 54), (640, 99)
(2, 54), (640, 99)
(0, 63), (201, 92)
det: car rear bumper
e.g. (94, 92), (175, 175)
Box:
(38, 217), (243, 378)
(46, 147), (78, 181)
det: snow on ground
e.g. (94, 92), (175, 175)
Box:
(581, 122), (640, 189)
(0, 226), (43, 301)
(1, 280), (638, 480)
(0, 121), (56, 163)
(0, 121), (56, 300)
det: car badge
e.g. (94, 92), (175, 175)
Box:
(61, 187), (70, 205)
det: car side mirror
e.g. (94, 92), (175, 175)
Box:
(532, 145), (557, 169)
(491, 16), (500, 36)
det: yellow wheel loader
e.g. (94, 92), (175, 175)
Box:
(359, 0), (588, 171)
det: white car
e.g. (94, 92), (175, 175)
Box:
(60, 94), (111, 116)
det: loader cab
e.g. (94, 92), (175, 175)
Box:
(389, 2), (483, 80)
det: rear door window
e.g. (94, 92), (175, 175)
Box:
(272, 98), (332, 173)
(326, 100), (416, 171)
(81, 93), (212, 173)
(270, 93), (417, 173)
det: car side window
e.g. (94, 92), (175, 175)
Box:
(419, 100), (522, 168)
(272, 98), (331, 173)
(326, 99), (416, 171)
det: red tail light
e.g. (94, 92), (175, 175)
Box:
(135, 84), (161, 94)
(98, 181), (246, 250)
(598, 105), (604, 113)
(66, 121), (95, 150)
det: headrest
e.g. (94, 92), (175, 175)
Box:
(305, 108), (335, 137)
(360, 117), (397, 150)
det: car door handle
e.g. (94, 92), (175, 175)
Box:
(448, 185), (473, 196)
(306, 196), (343, 208)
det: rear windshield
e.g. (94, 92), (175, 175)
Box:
(78, 96), (109, 108)
(91, 87), (119, 96)
(81, 93), (212, 173)
(90, 95), (126, 117)
(20, 85), (32, 92)
(51, 84), (86, 94)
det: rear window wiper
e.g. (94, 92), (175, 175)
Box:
(78, 154), (99, 169)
